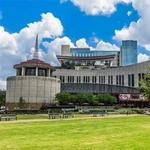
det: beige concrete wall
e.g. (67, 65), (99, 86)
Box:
(53, 60), (150, 88)
(6, 76), (60, 110)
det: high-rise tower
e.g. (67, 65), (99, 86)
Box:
(120, 40), (137, 66)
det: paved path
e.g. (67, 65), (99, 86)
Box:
(0, 114), (142, 124)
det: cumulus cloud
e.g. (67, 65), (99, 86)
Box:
(127, 11), (132, 16)
(0, 12), (64, 89)
(96, 40), (119, 50)
(138, 53), (149, 63)
(114, 0), (150, 51)
(43, 36), (74, 65)
(61, 0), (131, 15)
(0, 27), (17, 54)
(76, 38), (89, 48)
(15, 12), (63, 54)
(0, 80), (6, 90)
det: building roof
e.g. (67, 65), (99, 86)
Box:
(57, 55), (116, 61)
(14, 59), (52, 69)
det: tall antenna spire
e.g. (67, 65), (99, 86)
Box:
(33, 34), (39, 59)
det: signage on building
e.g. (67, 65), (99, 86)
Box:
(119, 94), (130, 101)
(119, 94), (147, 101)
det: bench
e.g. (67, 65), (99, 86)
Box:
(144, 111), (150, 115)
(48, 113), (62, 119)
(62, 111), (74, 118)
(92, 111), (108, 117)
(0, 114), (17, 121)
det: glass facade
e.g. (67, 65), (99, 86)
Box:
(120, 40), (137, 66)
(70, 48), (119, 57)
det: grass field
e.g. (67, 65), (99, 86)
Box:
(0, 115), (150, 150)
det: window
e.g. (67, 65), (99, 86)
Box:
(17, 68), (22, 76)
(83, 76), (86, 83)
(142, 73), (145, 79)
(38, 68), (47, 76)
(128, 74), (131, 86)
(92, 76), (96, 83)
(25, 67), (36, 76)
(116, 75), (119, 85)
(128, 74), (135, 87)
(108, 76), (110, 84)
(132, 74), (134, 87)
(108, 75), (113, 85)
(99, 76), (105, 84)
(60, 76), (65, 83)
(77, 76), (81, 83)
(103, 76), (105, 84)
(122, 75), (124, 86)
(119, 75), (121, 85)
(86, 76), (90, 83)
(138, 73), (142, 81)
(111, 76), (113, 85)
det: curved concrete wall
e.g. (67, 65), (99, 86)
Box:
(6, 76), (60, 110)
(53, 60), (150, 88)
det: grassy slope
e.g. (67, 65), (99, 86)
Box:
(0, 116), (150, 150)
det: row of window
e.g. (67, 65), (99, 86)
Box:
(25, 68), (47, 76)
(59, 73), (146, 87)
(59, 75), (106, 84)
(72, 53), (100, 57)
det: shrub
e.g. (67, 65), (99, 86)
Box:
(56, 92), (117, 106)
(96, 94), (117, 105)
(56, 92), (72, 105)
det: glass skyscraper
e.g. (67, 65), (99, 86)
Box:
(120, 40), (137, 66)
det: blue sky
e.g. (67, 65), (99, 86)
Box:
(0, 0), (138, 45)
(0, 0), (150, 89)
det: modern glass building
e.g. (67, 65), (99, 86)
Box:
(57, 46), (120, 68)
(70, 48), (119, 57)
(120, 40), (137, 66)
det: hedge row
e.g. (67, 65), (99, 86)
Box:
(56, 92), (117, 106)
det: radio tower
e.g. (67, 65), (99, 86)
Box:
(33, 34), (39, 59)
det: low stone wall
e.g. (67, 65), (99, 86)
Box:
(5, 102), (44, 111)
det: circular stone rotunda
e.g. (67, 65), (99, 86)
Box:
(6, 35), (60, 111)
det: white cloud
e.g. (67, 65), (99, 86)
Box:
(15, 12), (63, 54)
(0, 12), (64, 89)
(127, 11), (132, 16)
(61, 0), (131, 15)
(0, 80), (6, 90)
(138, 53), (149, 63)
(43, 36), (74, 66)
(114, 0), (150, 51)
(76, 38), (89, 48)
(96, 40), (119, 50)
(0, 27), (17, 54)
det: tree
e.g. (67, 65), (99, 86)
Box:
(139, 73), (150, 100)
(0, 91), (6, 106)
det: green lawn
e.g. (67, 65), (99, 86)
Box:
(0, 116), (150, 150)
